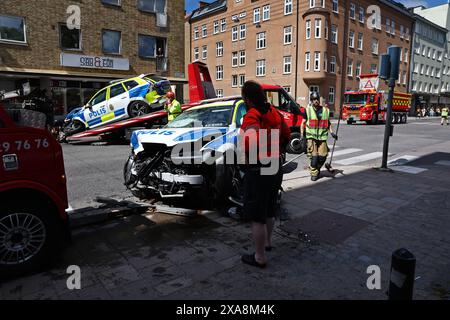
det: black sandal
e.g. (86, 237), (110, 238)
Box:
(241, 254), (266, 268)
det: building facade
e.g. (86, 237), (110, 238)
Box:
(0, 0), (185, 117)
(188, 0), (414, 115)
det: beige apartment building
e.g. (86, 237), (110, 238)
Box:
(188, 0), (414, 115)
(0, 0), (185, 117)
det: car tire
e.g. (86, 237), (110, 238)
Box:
(63, 120), (85, 136)
(128, 101), (151, 118)
(0, 201), (60, 279)
(214, 161), (241, 207)
(286, 132), (305, 154)
(347, 120), (353, 125)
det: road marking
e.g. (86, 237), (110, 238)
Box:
(435, 160), (450, 166)
(334, 152), (385, 165)
(331, 148), (363, 157)
(388, 155), (419, 166)
(390, 165), (428, 174)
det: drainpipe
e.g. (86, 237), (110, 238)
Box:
(339, 0), (350, 118)
(294, 0), (300, 101)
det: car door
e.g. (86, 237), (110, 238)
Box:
(84, 88), (108, 128)
(106, 82), (129, 122)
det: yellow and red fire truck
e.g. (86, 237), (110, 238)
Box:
(342, 74), (411, 125)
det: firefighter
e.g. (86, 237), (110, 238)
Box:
(441, 106), (449, 125)
(164, 91), (182, 123)
(300, 92), (338, 181)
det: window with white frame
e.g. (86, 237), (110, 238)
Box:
(194, 27), (199, 40)
(414, 42), (420, 54)
(315, 19), (321, 38)
(284, 26), (293, 44)
(427, 47), (431, 58)
(386, 18), (391, 33)
(331, 25), (337, 43)
(285, 0), (293, 15)
(370, 63), (377, 74)
(328, 87), (335, 103)
(216, 41), (223, 57)
(372, 38), (378, 54)
(425, 65), (429, 76)
(221, 18), (226, 32)
(397, 72), (401, 84)
(239, 74), (245, 87)
(306, 20), (311, 39)
(0, 15), (27, 44)
(405, 28), (409, 40)
(240, 24), (246, 39)
(284, 56), (292, 74)
(232, 26), (238, 41)
(332, 0), (338, 13)
(412, 81), (417, 91)
(194, 47), (199, 61)
(216, 89), (223, 98)
(239, 50), (246, 66)
(138, 0), (166, 13)
(436, 68), (441, 78)
(413, 63), (419, 73)
(256, 59), (266, 76)
(305, 52), (311, 71)
(330, 56), (336, 73)
(350, 3), (356, 19)
(420, 64), (424, 74)
(402, 71), (407, 85)
(263, 5), (270, 21)
(357, 32), (363, 50)
(404, 48), (408, 63)
(202, 45), (207, 60)
(432, 49), (436, 60)
(202, 24), (207, 37)
(418, 82), (422, 92)
(430, 67), (434, 77)
(214, 21), (219, 34)
(349, 30), (354, 48)
(422, 45), (426, 56)
(347, 58), (353, 76)
(359, 7), (364, 23)
(323, 52), (328, 71)
(356, 61), (362, 76)
(216, 65), (223, 80)
(232, 52), (238, 67)
(314, 52), (321, 71)
(254, 8), (261, 24)
(325, 20), (328, 39)
(391, 20), (395, 35)
(232, 75), (238, 87)
(400, 25), (404, 38)
(256, 32), (266, 49)
(438, 51), (443, 61)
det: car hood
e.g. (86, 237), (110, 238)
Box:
(131, 127), (232, 154)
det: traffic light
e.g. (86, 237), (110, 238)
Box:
(378, 46), (401, 81)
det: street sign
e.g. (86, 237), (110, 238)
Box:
(359, 75), (379, 91)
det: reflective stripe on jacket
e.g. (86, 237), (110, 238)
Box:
(165, 99), (182, 121)
(306, 105), (330, 141)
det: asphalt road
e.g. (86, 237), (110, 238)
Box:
(62, 117), (450, 209)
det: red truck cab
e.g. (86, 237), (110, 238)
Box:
(0, 105), (70, 278)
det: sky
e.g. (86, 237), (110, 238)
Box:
(184, 0), (450, 13)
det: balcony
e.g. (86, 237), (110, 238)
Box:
(156, 57), (168, 72)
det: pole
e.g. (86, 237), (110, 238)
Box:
(381, 78), (395, 169)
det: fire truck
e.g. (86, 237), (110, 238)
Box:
(0, 105), (70, 278)
(342, 74), (411, 125)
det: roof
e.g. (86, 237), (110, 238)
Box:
(189, 0), (227, 22)
(413, 14), (448, 33)
(379, 0), (415, 18)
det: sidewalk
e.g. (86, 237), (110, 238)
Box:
(1, 145), (449, 300)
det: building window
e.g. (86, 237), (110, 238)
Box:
(432, 49), (436, 60)
(310, 86), (319, 95)
(402, 71), (407, 85)
(60, 24), (81, 50)
(323, 52), (328, 71)
(216, 65), (224, 80)
(328, 87), (335, 103)
(425, 65), (429, 76)
(102, 30), (121, 54)
(138, 0), (166, 13)
(438, 51), (443, 61)
(310, 0), (315, 8)
(232, 26), (238, 42)
(427, 47), (431, 58)
(240, 24), (246, 39)
(421, 45), (426, 56)
(284, 56), (292, 74)
(216, 41), (223, 57)
(331, 25), (338, 43)
(332, 0), (338, 13)
(284, 26), (293, 44)
(0, 15), (27, 44)
(256, 59), (266, 76)
(254, 8), (261, 24)
(357, 32), (363, 50)
(348, 30), (354, 48)
(285, 0), (293, 15)
(283, 86), (291, 93)
(202, 24), (207, 37)
(193, 47), (199, 61)
(102, 0), (121, 5)
(355, 61), (362, 77)
(372, 38), (378, 55)
(420, 64), (424, 75)
(221, 18), (226, 32)
(138, 35), (165, 58)
(386, 18), (391, 34)
(391, 20), (395, 35)
(305, 52), (311, 71)
(315, 19), (321, 39)
(349, 3), (356, 19)
(256, 32), (266, 49)
(232, 75), (238, 88)
(324, 20), (328, 39)
(436, 68), (441, 78)
(232, 52), (238, 67)
(405, 28), (409, 40)
(359, 7), (364, 23)
(413, 63), (419, 73)
(306, 20), (311, 39)
(216, 89), (223, 98)
(412, 81), (417, 91)
(213, 21), (219, 34)
(400, 25), (404, 38)
(202, 45), (207, 60)
(347, 58), (353, 76)
(404, 49), (408, 63)
(330, 56), (336, 73)
(370, 63), (377, 74)
(194, 27), (199, 40)
(239, 74), (245, 87)
(263, 5), (270, 21)
(239, 50), (246, 66)
(314, 52), (321, 71)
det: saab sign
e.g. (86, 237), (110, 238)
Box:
(60, 53), (129, 71)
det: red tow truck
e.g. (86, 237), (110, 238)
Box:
(0, 105), (70, 278)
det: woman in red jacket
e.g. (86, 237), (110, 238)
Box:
(239, 81), (291, 268)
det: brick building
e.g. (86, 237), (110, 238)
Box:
(188, 0), (414, 115)
(0, 0), (185, 117)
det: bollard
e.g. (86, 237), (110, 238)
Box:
(388, 248), (416, 300)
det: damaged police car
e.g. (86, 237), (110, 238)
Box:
(124, 98), (246, 204)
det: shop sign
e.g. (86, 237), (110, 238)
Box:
(60, 53), (129, 71)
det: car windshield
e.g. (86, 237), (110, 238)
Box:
(167, 105), (233, 128)
(344, 94), (367, 104)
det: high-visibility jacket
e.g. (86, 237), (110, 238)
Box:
(442, 107), (449, 117)
(305, 105), (330, 141)
(165, 99), (182, 121)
